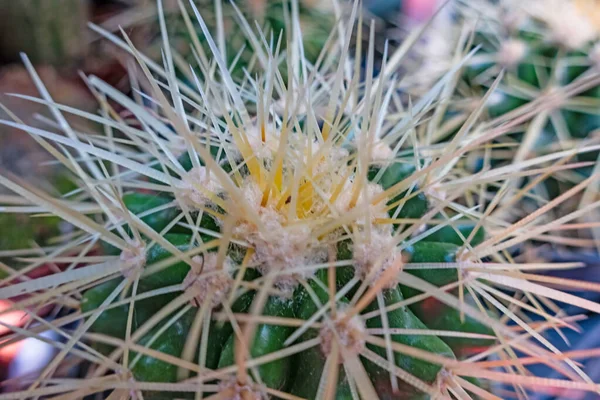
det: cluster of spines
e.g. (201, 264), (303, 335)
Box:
(400, 0), (600, 252)
(0, 1), (600, 400)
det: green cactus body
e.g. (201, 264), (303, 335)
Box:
(402, 242), (471, 286)
(0, 214), (37, 253)
(101, 194), (178, 256)
(422, 223), (486, 248)
(401, 241), (495, 356)
(290, 343), (354, 400)
(368, 163), (430, 224)
(218, 295), (296, 391)
(73, 42), (493, 400)
(140, 233), (196, 289)
(131, 309), (196, 384)
(81, 279), (177, 355)
(290, 270), (354, 399)
(363, 286), (455, 384)
(122, 193), (179, 234)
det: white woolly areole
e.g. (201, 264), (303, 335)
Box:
(498, 39), (528, 68)
(370, 140), (395, 165)
(352, 230), (402, 288)
(235, 206), (326, 293)
(239, 179), (264, 213)
(320, 310), (366, 359)
(178, 166), (223, 209)
(234, 179), (327, 292)
(217, 378), (266, 400)
(530, 0), (598, 49)
(119, 240), (146, 278)
(350, 137), (394, 166)
(313, 143), (350, 176)
(183, 254), (233, 309)
(409, 10), (457, 89)
(425, 181), (447, 202)
(245, 124), (281, 160)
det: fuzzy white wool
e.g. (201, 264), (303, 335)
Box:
(352, 230), (401, 287)
(234, 206), (325, 291)
(351, 137), (395, 166)
(245, 124), (281, 160)
(183, 254), (233, 309)
(320, 310), (366, 358)
(328, 145), (350, 165)
(311, 139), (348, 160)
(409, 10), (457, 89)
(217, 378), (266, 400)
(370, 140), (395, 165)
(425, 181), (447, 202)
(498, 39), (528, 68)
(333, 181), (387, 218)
(119, 240), (146, 278)
(178, 166), (223, 208)
(500, 7), (526, 32)
(313, 144), (350, 177)
(239, 179), (263, 213)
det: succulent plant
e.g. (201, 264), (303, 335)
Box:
(400, 0), (600, 249)
(458, 0), (600, 149)
(1, 1), (600, 399)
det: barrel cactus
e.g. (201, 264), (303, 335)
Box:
(401, 0), (600, 246)
(1, 2), (600, 399)
(408, 0), (600, 148)
(458, 0), (600, 149)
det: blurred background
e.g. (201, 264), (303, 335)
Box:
(0, 0), (598, 398)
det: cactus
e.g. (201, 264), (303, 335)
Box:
(460, 0), (600, 149)
(401, 0), (600, 246)
(1, 2), (600, 399)
(408, 0), (600, 145)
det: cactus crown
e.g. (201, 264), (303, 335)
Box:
(1, 1), (600, 399)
